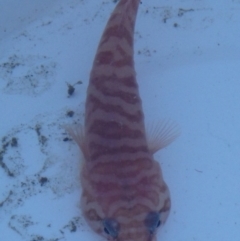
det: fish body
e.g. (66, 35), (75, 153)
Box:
(70, 0), (177, 240)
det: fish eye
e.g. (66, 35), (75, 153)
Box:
(103, 218), (119, 238)
(104, 227), (110, 235)
(144, 212), (161, 234)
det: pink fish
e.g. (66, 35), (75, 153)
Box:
(68, 0), (178, 240)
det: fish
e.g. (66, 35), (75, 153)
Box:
(68, 0), (179, 240)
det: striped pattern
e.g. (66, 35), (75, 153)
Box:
(76, 1), (171, 240)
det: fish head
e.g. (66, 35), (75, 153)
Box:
(100, 197), (171, 241)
